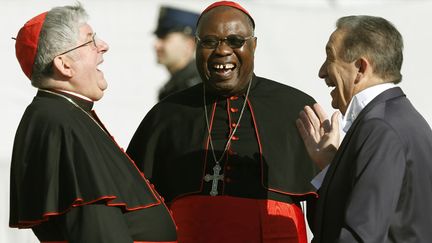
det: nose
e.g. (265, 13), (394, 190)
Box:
(214, 40), (233, 56)
(96, 38), (109, 53)
(318, 61), (327, 79)
(154, 38), (164, 51)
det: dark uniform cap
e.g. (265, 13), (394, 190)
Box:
(154, 6), (200, 38)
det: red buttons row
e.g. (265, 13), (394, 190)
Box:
(230, 107), (239, 113)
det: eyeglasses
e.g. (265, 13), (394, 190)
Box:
(57, 33), (97, 56)
(196, 35), (254, 49)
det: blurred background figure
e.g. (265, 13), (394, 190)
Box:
(154, 6), (201, 101)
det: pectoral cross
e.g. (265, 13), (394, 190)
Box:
(204, 164), (224, 196)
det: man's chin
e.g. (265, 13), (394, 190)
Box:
(208, 81), (236, 95)
(331, 100), (339, 110)
(98, 79), (108, 91)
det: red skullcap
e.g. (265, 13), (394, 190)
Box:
(15, 12), (48, 80)
(198, 1), (255, 28)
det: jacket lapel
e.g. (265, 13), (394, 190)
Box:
(314, 87), (405, 241)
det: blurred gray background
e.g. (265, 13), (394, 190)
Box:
(2, 0), (431, 242)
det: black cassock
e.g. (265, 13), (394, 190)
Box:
(128, 75), (320, 242)
(10, 90), (177, 243)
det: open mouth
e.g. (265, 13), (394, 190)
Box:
(325, 79), (335, 88)
(97, 60), (104, 72)
(210, 63), (236, 79)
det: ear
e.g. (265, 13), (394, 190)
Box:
(52, 55), (73, 78)
(250, 37), (257, 54)
(186, 36), (197, 49)
(354, 57), (369, 84)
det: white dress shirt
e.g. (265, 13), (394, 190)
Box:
(311, 83), (396, 189)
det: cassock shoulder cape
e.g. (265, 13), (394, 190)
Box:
(10, 91), (162, 228)
(128, 75), (319, 203)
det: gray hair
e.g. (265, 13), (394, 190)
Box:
(336, 15), (403, 84)
(31, 3), (88, 86)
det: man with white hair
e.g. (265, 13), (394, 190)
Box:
(10, 4), (177, 242)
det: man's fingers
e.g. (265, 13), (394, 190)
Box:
(304, 105), (321, 132)
(296, 118), (308, 141)
(312, 103), (332, 133)
(331, 111), (340, 132)
(313, 103), (329, 123)
(322, 119), (331, 132)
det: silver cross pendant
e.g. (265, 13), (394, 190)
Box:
(203, 164), (224, 196)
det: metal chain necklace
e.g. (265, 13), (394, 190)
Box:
(202, 79), (252, 196)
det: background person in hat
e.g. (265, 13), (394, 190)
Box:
(154, 6), (201, 101)
(127, 1), (319, 242)
(296, 15), (432, 243)
(9, 3), (177, 242)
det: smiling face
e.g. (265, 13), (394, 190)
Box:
(318, 29), (359, 115)
(68, 24), (109, 101)
(196, 7), (256, 96)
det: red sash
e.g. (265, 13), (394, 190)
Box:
(171, 195), (307, 243)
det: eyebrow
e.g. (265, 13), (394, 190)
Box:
(85, 32), (94, 38)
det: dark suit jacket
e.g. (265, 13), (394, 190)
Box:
(312, 87), (432, 243)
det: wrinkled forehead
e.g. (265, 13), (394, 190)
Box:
(327, 29), (346, 52)
(197, 6), (253, 35)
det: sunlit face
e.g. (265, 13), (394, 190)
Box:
(318, 30), (358, 115)
(196, 7), (256, 96)
(154, 32), (193, 69)
(68, 23), (109, 101)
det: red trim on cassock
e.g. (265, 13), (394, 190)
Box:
(224, 97), (234, 194)
(12, 112), (175, 229)
(11, 195), (162, 228)
(201, 101), (219, 192)
(91, 110), (165, 201)
(248, 100), (319, 198)
(165, 95), (318, 203)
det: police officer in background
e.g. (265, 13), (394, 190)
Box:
(154, 6), (201, 101)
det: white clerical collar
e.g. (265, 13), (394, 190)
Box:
(341, 83), (396, 133)
(57, 89), (93, 102)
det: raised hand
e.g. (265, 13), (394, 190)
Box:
(296, 103), (340, 169)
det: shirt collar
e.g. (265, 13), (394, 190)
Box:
(58, 89), (93, 102)
(341, 83), (396, 133)
(38, 89), (95, 112)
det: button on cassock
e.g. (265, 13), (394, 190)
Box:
(230, 107), (239, 113)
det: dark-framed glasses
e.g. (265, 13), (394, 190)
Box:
(196, 35), (254, 49)
(57, 32), (97, 56)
